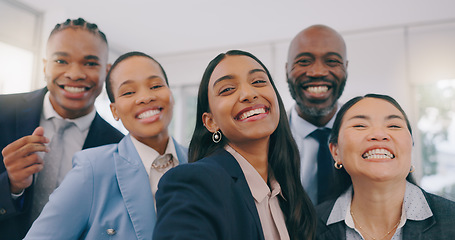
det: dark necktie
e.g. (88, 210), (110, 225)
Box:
(311, 128), (334, 204)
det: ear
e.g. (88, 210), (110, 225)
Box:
(42, 58), (47, 75)
(106, 63), (112, 74)
(110, 103), (120, 121)
(329, 142), (341, 163)
(202, 112), (218, 133)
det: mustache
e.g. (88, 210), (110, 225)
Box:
(294, 77), (336, 88)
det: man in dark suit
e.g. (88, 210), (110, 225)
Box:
(0, 18), (123, 240)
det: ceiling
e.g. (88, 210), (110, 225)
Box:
(17, 0), (455, 56)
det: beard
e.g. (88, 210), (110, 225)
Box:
(287, 76), (346, 117)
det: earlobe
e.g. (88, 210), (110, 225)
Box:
(110, 103), (120, 121)
(202, 112), (218, 133)
(329, 143), (339, 160)
(42, 58), (47, 75)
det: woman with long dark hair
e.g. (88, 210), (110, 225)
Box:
(154, 50), (316, 240)
(316, 94), (455, 240)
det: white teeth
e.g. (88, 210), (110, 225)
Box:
(137, 109), (160, 119)
(239, 108), (266, 120)
(307, 86), (328, 94)
(64, 86), (86, 93)
(362, 149), (395, 159)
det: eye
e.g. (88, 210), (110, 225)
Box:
(296, 59), (312, 66)
(55, 59), (67, 64)
(353, 124), (367, 128)
(252, 79), (267, 85)
(326, 59), (342, 67)
(219, 86), (235, 95)
(388, 124), (403, 129)
(120, 91), (134, 97)
(150, 85), (164, 90)
(85, 62), (100, 67)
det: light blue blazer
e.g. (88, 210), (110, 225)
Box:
(24, 135), (188, 240)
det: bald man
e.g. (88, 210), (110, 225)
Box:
(286, 25), (348, 204)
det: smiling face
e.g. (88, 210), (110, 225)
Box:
(329, 98), (412, 184)
(44, 28), (108, 119)
(109, 56), (174, 144)
(203, 55), (280, 148)
(286, 25), (348, 123)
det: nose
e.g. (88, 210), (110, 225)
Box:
(367, 127), (390, 141)
(239, 84), (258, 103)
(63, 63), (86, 80)
(135, 90), (155, 105)
(306, 60), (328, 78)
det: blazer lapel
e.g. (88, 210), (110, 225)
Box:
(114, 136), (156, 240)
(213, 149), (265, 240)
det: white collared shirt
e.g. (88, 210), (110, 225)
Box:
(39, 91), (95, 184)
(289, 104), (337, 204)
(225, 145), (290, 240)
(130, 136), (179, 202)
(326, 182), (433, 240)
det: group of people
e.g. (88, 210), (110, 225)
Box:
(1, 18), (454, 240)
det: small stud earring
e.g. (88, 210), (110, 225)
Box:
(334, 162), (343, 169)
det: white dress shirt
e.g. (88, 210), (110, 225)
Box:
(289, 104), (337, 204)
(130, 136), (179, 206)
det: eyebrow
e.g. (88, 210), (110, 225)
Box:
(117, 76), (162, 89)
(347, 114), (405, 121)
(51, 52), (100, 61)
(212, 68), (266, 88)
(294, 52), (344, 61)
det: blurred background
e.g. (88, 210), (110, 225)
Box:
(1, 0), (455, 200)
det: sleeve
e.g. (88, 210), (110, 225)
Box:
(24, 153), (94, 240)
(153, 163), (229, 240)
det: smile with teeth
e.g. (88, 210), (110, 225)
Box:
(62, 86), (89, 93)
(362, 149), (395, 159)
(137, 109), (161, 119)
(237, 108), (267, 120)
(306, 85), (329, 94)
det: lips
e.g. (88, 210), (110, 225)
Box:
(235, 106), (269, 121)
(362, 148), (395, 160)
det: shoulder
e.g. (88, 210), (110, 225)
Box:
(73, 143), (119, 166)
(422, 190), (455, 216)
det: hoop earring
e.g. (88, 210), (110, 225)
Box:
(334, 162), (343, 169)
(409, 165), (415, 173)
(212, 130), (222, 143)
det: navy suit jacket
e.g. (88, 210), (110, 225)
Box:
(153, 149), (265, 240)
(316, 188), (455, 240)
(0, 88), (124, 240)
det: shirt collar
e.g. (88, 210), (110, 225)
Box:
(289, 103), (338, 139)
(327, 182), (433, 228)
(130, 135), (177, 176)
(225, 145), (283, 203)
(42, 91), (95, 131)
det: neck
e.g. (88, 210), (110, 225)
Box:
(296, 104), (337, 127)
(229, 138), (269, 182)
(350, 180), (406, 239)
(134, 133), (170, 155)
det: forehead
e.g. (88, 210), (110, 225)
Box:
(210, 55), (265, 82)
(46, 28), (108, 58)
(288, 28), (346, 60)
(344, 98), (404, 121)
(111, 56), (165, 85)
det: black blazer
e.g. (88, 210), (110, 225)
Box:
(0, 88), (124, 240)
(316, 188), (455, 240)
(153, 149), (265, 240)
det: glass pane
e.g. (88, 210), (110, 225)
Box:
(0, 41), (34, 94)
(418, 79), (455, 201)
